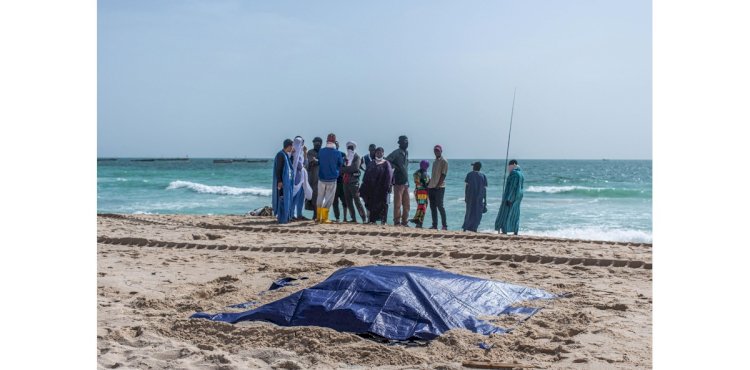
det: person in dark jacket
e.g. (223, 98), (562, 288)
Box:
(386, 135), (410, 226)
(332, 141), (348, 222)
(305, 137), (323, 220)
(341, 141), (367, 223)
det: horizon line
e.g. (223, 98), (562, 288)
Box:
(97, 156), (653, 161)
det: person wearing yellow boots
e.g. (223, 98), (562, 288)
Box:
(315, 133), (343, 223)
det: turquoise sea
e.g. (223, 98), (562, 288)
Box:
(97, 158), (652, 243)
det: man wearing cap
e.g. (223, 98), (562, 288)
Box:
(305, 137), (323, 220)
(272, 138), (294, 224)
(386, 135), (410, 226)
(462, 161), (488, 232)
(495, 159), (525, 235)
(427, 145), (449, 230)
(316, 133), (344, 223)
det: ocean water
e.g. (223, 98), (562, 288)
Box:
(97, 159), (652, 243)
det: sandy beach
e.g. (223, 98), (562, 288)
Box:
(97, 214), (652, 369)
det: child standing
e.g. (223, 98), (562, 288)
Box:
(410, 160), (431, 228)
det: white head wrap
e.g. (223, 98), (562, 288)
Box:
(346, 141), (357, 165)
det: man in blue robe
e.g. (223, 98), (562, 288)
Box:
(495, 159), (524, 235)
(272, 139), (294, 224)
(462, 161), (488, 232)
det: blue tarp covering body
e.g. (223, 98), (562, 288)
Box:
(191, 265), (556, 340)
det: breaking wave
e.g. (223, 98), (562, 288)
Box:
(525, 186), (647, 198)
(478, 227), (652, 243)
(166, 181), (271, 197)
(526, 227), (652, 243)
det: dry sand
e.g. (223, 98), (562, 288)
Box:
(97, 214), (652, 369)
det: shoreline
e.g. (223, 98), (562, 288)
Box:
(98, 214), (652, 369)
(97, 213), (653, 248)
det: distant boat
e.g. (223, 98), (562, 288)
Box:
(131, 158), (189, 162)
(213, 159), (270, 164)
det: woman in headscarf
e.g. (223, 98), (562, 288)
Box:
(359, 147), (392, 224)
(341, 141), (367, 223)
(409, 160), (430, 228)
(291, 136), (312, 220)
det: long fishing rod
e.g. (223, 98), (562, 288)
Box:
(502, 88), (517, 195)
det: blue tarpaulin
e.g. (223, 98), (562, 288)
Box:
(269, 276), (308, 291)
(191, 265), (556, 340)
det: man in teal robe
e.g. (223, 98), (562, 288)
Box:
(495, 159), (524, 235)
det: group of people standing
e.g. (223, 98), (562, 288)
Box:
(272, 133), (525, 235)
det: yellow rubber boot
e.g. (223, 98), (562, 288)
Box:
(316, 208), (323, 223)
(321, 208), (331, 224)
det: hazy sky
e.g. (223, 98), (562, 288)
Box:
(98, 0), (651, 159)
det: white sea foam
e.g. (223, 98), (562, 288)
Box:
(527, 227), (652, 243)
(477, 227), (652, 243)
(526, 185), (605, 193)
(166, 180), (271, 197)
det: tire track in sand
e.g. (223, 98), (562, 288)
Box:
(96, 236), (652, 270)
(97, 214), (653, 248)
